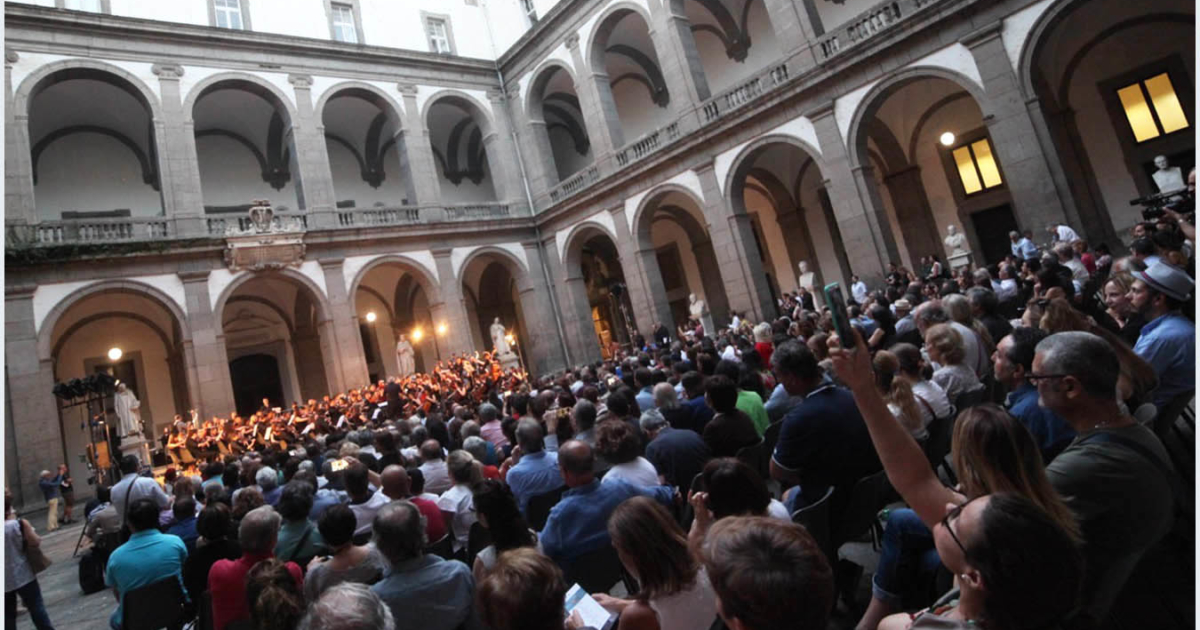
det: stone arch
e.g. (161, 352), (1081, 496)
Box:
(347, 254), (444, 307)
(37, 279), (190, 362)
(844, 66), (991, 169)
(526, 59), (581, 120)
(15, 59), (164, 122)
(631, 182), (711, 249)
(457, 246), (531, 285)
(315, 81), (407, 130)
(561, 220), (621, 272)
(723, 133), (829, 205)
(51, 312), (173, 362)
(183, 72), (298, 124)
(420, 89), (496, 138)
(586, 1), (657, 73)
(212, 268), (331, 327)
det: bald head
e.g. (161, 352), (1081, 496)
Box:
(419, 439), (442, 462)
(558, 439), (595, 487)
(380, 465), (410, 500)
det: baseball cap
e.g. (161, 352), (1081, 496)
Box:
(1132, 262), (1194, 302)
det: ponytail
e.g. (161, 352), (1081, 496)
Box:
(889, 378), (923, 435)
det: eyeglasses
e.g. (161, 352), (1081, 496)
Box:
(941, 501), (970, 556)
(1026, 372), (1071, 385)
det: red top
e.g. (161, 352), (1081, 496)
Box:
(755, 341), (774, 367)
(411, 496), (448, 543)
(208, 552), (302, 630)
(481, 465), (501, 480)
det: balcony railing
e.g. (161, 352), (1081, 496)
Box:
(816, 0), (944, 62)
(337, 206), (421, 228)
(701, 62), (790, 124)
(8, 217), (172, 246)
(444, 203), (512, 221)
(548, 166), (601, 204)
(614, 121), (681, 168)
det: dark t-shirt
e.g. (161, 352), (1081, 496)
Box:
(771, 385), (882, 505)
(646, 427), (712, 491)
(702, 410), (760, 458)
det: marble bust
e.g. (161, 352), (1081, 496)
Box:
(944, 225), (969, 257)
(1152, 155), (1186, 194)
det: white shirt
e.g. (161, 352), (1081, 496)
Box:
(995, 278), (1018, 302)
(767, 499), (791, 521)
(1054, 224), (1079, 243)
(349, 490), (390, 537)
(648, 567), (719, 630)
(111, 473), (170, 521)
(436, 484), (477, 552)
(419, 460), (452, 495)
(601, 457), (660, 488)
(852, 281), (869, 304)
(720, 345), (739, 362)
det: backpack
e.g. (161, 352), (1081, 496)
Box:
(78, 549), (106, 594)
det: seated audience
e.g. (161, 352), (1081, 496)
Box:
(503, 420), (564, 516)
(276, 481), (325, 566)
(652, 383), (697, 433)
(595, 419), (659, 487)
(1129, 262), (1195, 411)
(925, 323), (983, 402)
(470, 479), (538, 582)
(476, 548), (567, 630)
(437, 450), (481, 553)
(246, 558), (306, 630)
(701, 375), (760, 458)
(993, 328), (1074, 461)
(642, 409), (711, 492)
(209, 505), (303, 630)
(299, 582), (395, 630)
(345, 461), (389, 538)
(106, 498), (189, 630)
(304, 504), (385, 602)
(418, 441), (453, 495)
(166, 497), (200, 552)
(183, 503), (241, 603)
(379, 465), (446, 543)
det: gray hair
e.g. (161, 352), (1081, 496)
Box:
(461, 420), (481, 438)
(515, 419), (544, 453)
(1035, 331), (1119, 400)
(653, 382), (679, 410)
(1009, 230), (1020, 239)
(942, 294), (973, 327)
(238, 505), (282, 553)
(462, 436), (488, 463)
(373, 500), (427, 565)
(640, 408), (668, 433)
(298, 460), (315, 474)
(446, 450), (478, 485)
(299, 582), (395, 630)
(572, 400), (598, 432)
(913, 302), (950, 326)
(255, 466), (278, 491)
(477, 403), (499, 423)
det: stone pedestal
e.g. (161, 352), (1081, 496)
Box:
(948, 252), (973, 272)
(119, 436), (151, 467)
(497, 351), (521, 372)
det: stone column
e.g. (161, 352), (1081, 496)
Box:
(5, 50), (35, 226)
(808, 102), (896, 284)
(761, 0), (819, 73)
(609, 205), (672, 336)
(5, 285), (64, 509)
(648, 2), (707, 132)
(696, 161), (773, 323)
(1032, 102), (1118, 244)
(319, 258), (367, 390)
(483, 90), (530, 215)
(396, 83), (443, 210)
(517, 241), (569, 374)
(179, 271), (236, 419)
(882, 166), (941, 268)
(543, 237), (601, 366)
(431, 248), (476, 357)
(508, 84), (557, 202)
(152, 63), (207, 237)
(962, 25), (1071, 234)
(288, 74), (339, 229)
(567, 33), (622, 172)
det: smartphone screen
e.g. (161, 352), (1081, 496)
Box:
(823, 282), (853, 343)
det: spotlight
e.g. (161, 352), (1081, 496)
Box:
(436, 323), (447, 336)
(365, 312), (377, 323)
(939, 131), (955, 147)
(412, 327), (424, 342)
(107, 347), (123, 361)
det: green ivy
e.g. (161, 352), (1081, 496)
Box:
(6, 238), (220, 266)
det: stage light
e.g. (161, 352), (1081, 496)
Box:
(436, 323), (447, 336)
(505, 332), (515, 346)
(939, 131), (955, 147)
(107, 347), (123, 361)
(412, 327), (424, 342)
(365, 311), (377, 323)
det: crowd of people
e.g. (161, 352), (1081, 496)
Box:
(4, 210), (1194, 630)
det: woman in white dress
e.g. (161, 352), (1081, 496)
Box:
(594, 497), (718, 630)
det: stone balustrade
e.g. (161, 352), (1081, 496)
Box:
(615, 121), (681, 168)
(816, 0), (944, 62)
(337, 206), (422, 227)
(701, 62), (790, 124)
(548, 166), (601, 204)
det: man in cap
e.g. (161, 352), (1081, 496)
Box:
(893, 299), (920, 346)
(1128, 262), (1195, 411)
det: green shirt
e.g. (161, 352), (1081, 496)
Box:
(736, 390), (769, 436)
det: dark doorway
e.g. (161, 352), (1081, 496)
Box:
(94, 360), (139, 399)
(969, 204), (1020, 267)
(229, 354), (284, 417)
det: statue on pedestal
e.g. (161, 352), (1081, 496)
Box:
(396, 334), (415, 376)
(114, 383), (142, 439)
(490, 318), (512, 356)
(944, 225), (972, 271)
(797, 260), (819, 308)
(1152, 155), (1186, 194)
(689, 293), (715, 338)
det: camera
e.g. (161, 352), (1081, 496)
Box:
(1131, 189), (1194, 221)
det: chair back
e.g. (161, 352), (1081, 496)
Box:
(466, 521), (491, 567)
(763, 422), (782, 461)
(563, 545), (632, 595)
(527, 486), (567, 531)
(923, 410), (955, 469)
(1154, 392), (1195, 439)
(791, 485), (836, 566)
(425, 534), (454, 560)
(735, 438), (768, 480)
(954, 387), (988, 411)
(121, 576), (189, 630)
(832, 470), (889, 548)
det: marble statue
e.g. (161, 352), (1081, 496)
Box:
(490, 317), (512, 356)
(944, 225), (969, 257)
(114, 383), (142, 438)
(689, 293), (715, 338)
(396, 334), (415, 376)
(797, 260), (820, 308)
(1152, 155), (1186, 194)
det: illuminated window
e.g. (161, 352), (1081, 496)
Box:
(951, 138), (1003, 196)
(1117, 73), (1189, 143)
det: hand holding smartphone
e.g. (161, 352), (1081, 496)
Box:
(823, 282), (854, 344)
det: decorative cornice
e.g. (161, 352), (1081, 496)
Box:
(5, 283), (37, 298)
(396, 83), (419, 96)
(176, 270), (210, 282)
(288, 73), (314, 88)
(151, 62), (184, 79)
(506, 86), (520, 101)
(804, 100), (835, 120)
(486, 89), (505, 103)
(959, 21), (1003, 49)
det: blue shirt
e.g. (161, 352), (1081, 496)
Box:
(106, 529), (188, 628)
(1012, 237), (1038, 260)
(38, 474), (62, 501)
(1005, 382), (1075, 460)
(371, 555), (481, 630)
(506, 450), (563, 515)
(684, 396), (715, 432)
(539, 479), (674, 569)
(166, 516), (199, 554)
(635, 387), (655, 414)
(764, 384), (804, 423)
(772, 384), (881, 505)
(310, 488), (347, 521)
(1133, 313), (1195, 410)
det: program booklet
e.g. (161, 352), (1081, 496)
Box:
(564, 583), (616, 630)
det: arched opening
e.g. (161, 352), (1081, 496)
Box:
(461, 253), (531, 364)
(229, 354), (284, 418)
(590, 7), (672, 144)
(426, 95), (498, 203)
(529, 65), (594, 184)
(220, 273), (329, 414)
(636, 189), (732, 329)
(352, 260), (439, 379)
(729, 140), (851, 301)
(1027, 0), (1194, 241)
(28, 68), (163, 220)
(48, 288), (190, 476)
(565, 228), (635, 359)
(681, 0), (782, 94)
(193, 79), (301, 217)
(321, 87), (417, 209)
(852, 75), (1014, 269)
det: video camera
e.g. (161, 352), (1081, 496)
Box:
(1130, 189), (1194, 221)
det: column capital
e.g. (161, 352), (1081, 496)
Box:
(4, 283), (36, 299)
(486, 89), (505, 103)
(431, 246), (454, 258)
(396, 82), (419, 96)
(5, 49), (19, 66)
(151, 63), (185, 80)
(177, 270), (211, 283)
(565, 33), (580, 50)
(804, 100), (835, 121)
(506, 85), (520, 102)
(288, 73), (314, 89)
(959, 22), (1003, 49)
(318, 257), (345, 269)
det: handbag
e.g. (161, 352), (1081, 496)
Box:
(21, 519), (52, 574)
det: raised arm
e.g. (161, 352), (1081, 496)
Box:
(828, 331), (961, 528)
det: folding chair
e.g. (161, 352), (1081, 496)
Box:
(563, 545), (636, 595)
(121, 576), (190, 630)
(791, 485), (836, 566)
(527, 485), (567, 532)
